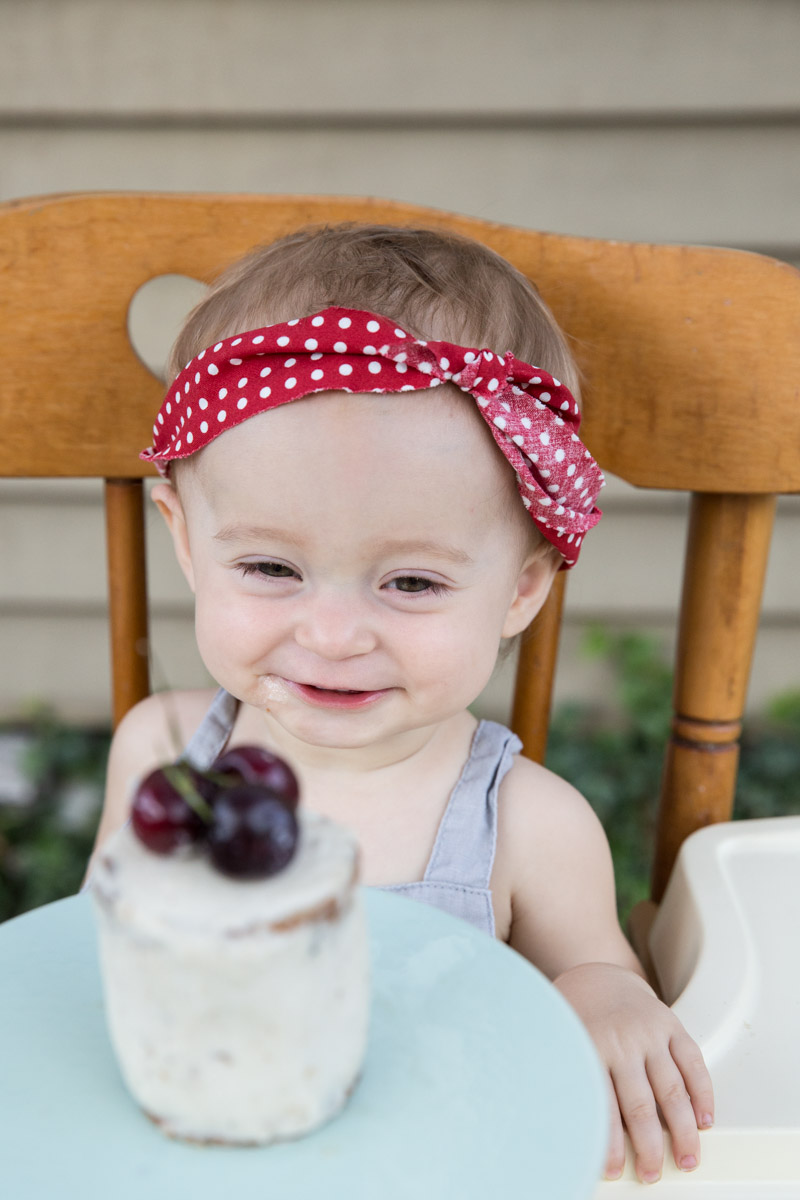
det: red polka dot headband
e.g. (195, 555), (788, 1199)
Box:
(141, 307), (604, 567)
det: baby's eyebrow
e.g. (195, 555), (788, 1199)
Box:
(213, 524), (293, 545)
(370, 538), (475, 566)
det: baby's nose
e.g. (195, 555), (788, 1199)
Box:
(293, 589), (377, 659)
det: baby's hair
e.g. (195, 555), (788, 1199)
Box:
(168, 223), (580, 570)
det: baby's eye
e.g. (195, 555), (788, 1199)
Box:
(237, 561), (298, 579)
(387, 576), (447, 596)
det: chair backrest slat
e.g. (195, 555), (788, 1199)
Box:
(104, 479), (150, 728)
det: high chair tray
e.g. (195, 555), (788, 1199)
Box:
(1, 889), (606, 1200)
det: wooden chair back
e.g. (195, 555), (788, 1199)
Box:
(2, 192), (799, 901)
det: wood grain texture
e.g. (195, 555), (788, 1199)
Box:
(2, 193), (799, 488)
(104, 479), (149, 728)
(511, 573), (567, 764)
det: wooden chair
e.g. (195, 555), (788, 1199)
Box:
(1, 192), (799, 906)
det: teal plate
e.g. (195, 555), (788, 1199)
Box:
(1, 890), (607, 1199)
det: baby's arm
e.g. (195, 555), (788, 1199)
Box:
(498, 759), (714, 1184)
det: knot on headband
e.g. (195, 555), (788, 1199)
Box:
(141, 307), (604, 567)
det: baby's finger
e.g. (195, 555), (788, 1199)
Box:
(645, 1052), (700, 1173)
(671, 1030), (715, 1132)
(611, 1064), (664, 1184)
(603, 1075), (627, 1181)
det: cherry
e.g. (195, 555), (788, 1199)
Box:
(130, 763), (214, 855)
(212, 746), (299, 810)
(207, 784), (300, 879)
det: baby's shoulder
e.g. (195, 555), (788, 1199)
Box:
(109, 687), (219, 777)
(496, 751), (605, 851)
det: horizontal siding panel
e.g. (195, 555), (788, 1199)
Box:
(2, 125), (799, 246)
(2, 0), (799, 116)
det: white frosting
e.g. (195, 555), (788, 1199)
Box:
(92, 812), (370, 1143)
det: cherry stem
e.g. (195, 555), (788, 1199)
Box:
(165, 764), (215, 824)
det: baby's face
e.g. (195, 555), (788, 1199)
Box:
(155, 389), (556, 761)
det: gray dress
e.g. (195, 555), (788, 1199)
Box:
(183, 688), (522, 938)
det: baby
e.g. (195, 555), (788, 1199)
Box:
(89, 223), (713, 1183)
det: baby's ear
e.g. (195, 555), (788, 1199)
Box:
(150, 481), (196, 593)
(501, 554), (559, 639)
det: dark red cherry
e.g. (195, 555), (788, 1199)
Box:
(212, 746), (299, 809)
(207, 784), (299, 879)
(131, 763), (212, 854)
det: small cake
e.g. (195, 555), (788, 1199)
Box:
(91, 752), (369, 1145)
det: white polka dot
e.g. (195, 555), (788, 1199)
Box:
(260, 386), (271, 398)
(574, 476), (584, 489)
(338, 317), (352, 329)
(537, 496), (552, 507)
(555, 417), (564, 427)
(567, 464), (576, 476)
(555, 448), (566, 462)
(287, 318), (299, 327)
(186, 431), (193, 444)
(417, 362), (432, 374)
(521, 417), (532, 429)
(531, 376), (542, 384)
(311, 370), (324, 381)
(439, 357), (450, 370)
(310, 352), (323, 361)
(157, 413), (164, 425)
(166, 402), (172, 414)
(512, 435), (524, 446)
(218, 388), (228, 400)
(217, 410), (227, 422)
(175, 440), (181, 451)
(548, 484), (560, 493)
(464, 351), (476, 363)
(484, 352), (494, 362)
(260, 367), (271, 378)
(198, 350), (206, 359)
(312, 315), (325, 327)
(238, 377), (248, 387)
(285, 377), (297, 389)
(280, 359), (294, 369)
(252, 335), (265, 344)
(194, 372), (200, 384)
(229, 358), (242, 366)
(333, 341), (347, 353)
(368, 361), (382, 374)
(493, 416), (507, 430)
(363, 345), (376, 355)
(231, 338), (242, 347)
(400, 384), (415, 392)
(539, 432), (550, 445)
(366, 320), (380, 333)
(186, 407), (192, 418)
(553, 378), (561, 387)
(339, 363), (353, 376)
(501, 401), (511, 412)
(276, 336), (289, 347)
(213, 342), (223, 352)
(540, 468), (550, 478)
(395, 363), (408, 374)
(540, 392), (551, 402)
(199, 397), (208, 410)
(561, 400), (570, 411)
(394, 328), (407, 339)
(237, 397), (248, 409)
(184, 381), (190, 394)
(207, 364), (219, 376)
(200, 420), (208, 433)
(304, 339), (318, 351)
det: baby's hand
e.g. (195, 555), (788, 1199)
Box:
(554, 962), (714, 1184)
